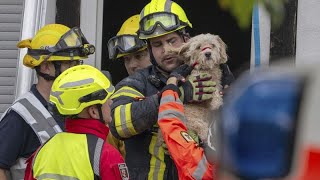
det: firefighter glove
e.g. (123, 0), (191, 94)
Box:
(180, 73), (216, 103)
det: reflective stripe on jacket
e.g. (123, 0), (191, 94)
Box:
(158, 89), (215, 180)
(0, 91), (62, 180)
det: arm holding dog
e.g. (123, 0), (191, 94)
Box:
(158, 76), (215, 179)
(110, 72), (161, 139)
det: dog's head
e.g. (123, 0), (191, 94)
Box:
(179, 33), (227, 70)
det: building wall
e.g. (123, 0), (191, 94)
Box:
(0, 0), (24, 116)
(296, 0), (320, 65)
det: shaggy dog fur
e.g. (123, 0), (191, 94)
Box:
(158, 33), (227, 146)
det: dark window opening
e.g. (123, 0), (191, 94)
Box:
(102, 0), (251, 85)
(55, 0), (81, 28)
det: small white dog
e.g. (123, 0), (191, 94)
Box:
(158, 33), (228, 146)
(180, 33), (227, 142)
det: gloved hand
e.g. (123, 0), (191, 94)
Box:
(180, 73), (216, 103)
(169, 64), (193, 83)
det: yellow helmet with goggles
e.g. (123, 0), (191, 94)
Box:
(17, 24), (95, 68)
(107, 15), (147, 59)
(138, 0), (192, 39)
(50, 65), (115, 115)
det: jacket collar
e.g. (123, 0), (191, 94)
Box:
(65, 118), (109, 140)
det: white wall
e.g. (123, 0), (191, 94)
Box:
(296, 0), (320, 65)
(250, 4), (271, 70)
(80, 0), (104, 69)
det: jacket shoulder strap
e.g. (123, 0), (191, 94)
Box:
(10, 91), (62, 144)
(86, 134), (104, 180)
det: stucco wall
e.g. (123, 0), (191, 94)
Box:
(296, 0), (320, 65)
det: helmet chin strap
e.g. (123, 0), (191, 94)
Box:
(96, 104), (105, 124)
(35, 61), (62, 81)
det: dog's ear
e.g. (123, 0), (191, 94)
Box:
(179, 42), (192, 64)
(216, 35), (228, 63)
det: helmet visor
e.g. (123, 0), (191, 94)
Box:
(47, 27), (89, 53)
(107, 35), (146, 59)
(139, 12), (185, 36)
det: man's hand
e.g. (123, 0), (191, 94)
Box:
(180, 73), (216, 103)
(0, 168), (8, 180)
(169, 64), (193, 83)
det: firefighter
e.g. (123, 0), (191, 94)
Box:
(108, 14), (151, 76)
(157, 64), (215, 179)
(108, 0), (232, 179)
(24, 65), (128, 180)
(0, 24), (94, 180)
(107, 14), (153, 158)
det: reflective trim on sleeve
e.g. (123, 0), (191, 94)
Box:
(148, 130), (166, 180)
(158, 109), (186, 124)
(10, 158), (27, 180)
(111, 86), (144, 99)
(114, 103), (138, 138)
(159, 93), (183, 105)
(192, 155), (209, 180)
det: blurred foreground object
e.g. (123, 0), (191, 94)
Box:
(218, 0), (288, 29)
(218, 64), (320, 179)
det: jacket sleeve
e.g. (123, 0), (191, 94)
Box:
(24, 152), (36, 180)
(110, 74), (160, 139)
(158, 89), (215, 179)
(100, 143), (128, 180)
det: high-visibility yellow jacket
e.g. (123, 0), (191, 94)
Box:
(25, 118), (128, 180)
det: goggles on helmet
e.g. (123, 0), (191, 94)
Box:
(28, 27), (95, 59)
(107, 35), (146, 59)
(139, 12), (188, 36)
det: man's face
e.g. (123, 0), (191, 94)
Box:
(122, 49), (151, 75)
(47, 60), (82, 77)
(149, 32), (185, 72)
(59, 60), (82, 72)
(101, 99), (113, 124)
(45, 60), (81, 77)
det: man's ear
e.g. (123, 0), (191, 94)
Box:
(216, 35), (228, 64)
(88, 105), (99, 119)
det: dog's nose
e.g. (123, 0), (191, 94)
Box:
(205, 52), (211, 58)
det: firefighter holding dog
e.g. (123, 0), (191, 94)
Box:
(24, 65), (128, 180)
(108, 0), (225, 179)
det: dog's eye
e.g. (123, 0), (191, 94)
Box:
(196, 45), (201, 49)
